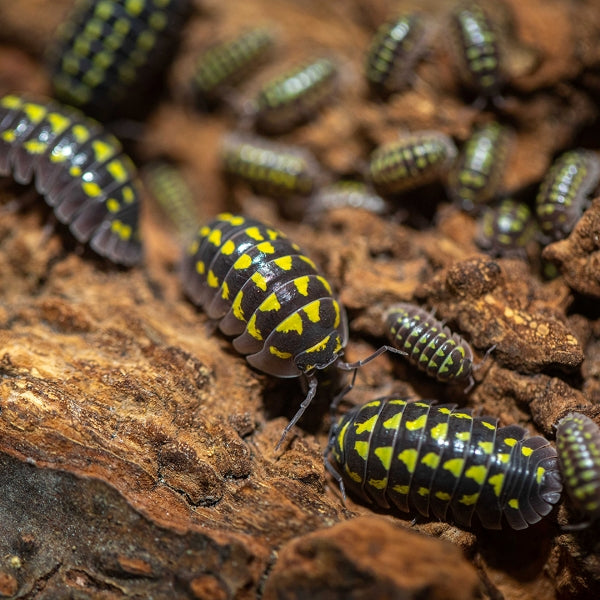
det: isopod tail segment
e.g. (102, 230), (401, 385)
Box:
(276, 343), (407, 451)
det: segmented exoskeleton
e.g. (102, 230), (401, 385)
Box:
(327, 397), (562, 530)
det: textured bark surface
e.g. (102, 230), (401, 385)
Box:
(1, 0), (600, 599)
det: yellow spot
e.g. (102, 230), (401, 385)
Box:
(508, 498), (519, 509)
(356, 415), (378, 435)
(383, 412), (402, 430)
(221, 282), (230, 300)
(316, 276), (332, 294)
(368, 478), (388, 490)
(536, 466), (545, 485)
(208, 229), (222, 246)
(110, 220), (131, 239)
(482, 420), (496, 430)
(195, 260), (205, 275)
(274, 256), (292, 270)
(82, 181), (102, 197)
(488, 473), (504, 497)
(374, 446), (393, 470)
(269, 346), (292, 359)
(421, 452), (440, 469)
(478, 441), (494, 455)
(294, 276), (310, 296)
(337, 421), (349, 451)
(451, 412), (472, 420)
(92, 140), (115, 164)
(1, 130), (16, 142)
(221, 239), (236, 255)
(465, 465), (487, 485)
(72, 124), (90, 144)
(303, 300), (321, 323)
(392, 485), (409, 495)
(304, 335), (331, 354)
(276, 312), (303, 335)
(363, 400), (382, 409)
(521, 446), (533, 457)
(232, 292), (245, 321)
(456, 431), (471, 442)
(122, 186), (135, 203)
(435, 491), (451, 501)
(299, 256), (317, 269)
(251, 272), (267, 291)
(260, 293), (281, 312)
(47, 112), (71, 135)
(431, 422), (448, 441)
(354, 440), (369, 460)
(459, 493), (479, 506)
(398, 448), (418, 473)
(443, 458), (464, 478)
(247, 314), (261, 340)
(346, 465), (362, 483)
(257, 241), (275, 254)
(418, 487), (430, 497)
(245, 226), (264, 241)
(234, 254), (252, 270)
(23, 140), (47, 154)
(1, 95), (22, 109)
(207, 270), (219, 288)
(405, 414), (427, 431)
(504, 438), (517, 447)
(70, 165), (82, 177)
(23, 102), (47, 124)
(106, 198), (120, 213)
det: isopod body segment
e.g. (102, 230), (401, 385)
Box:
(0, 94), (142, 266)
(384, 303), (473, 385)
(556, 412), (600, 523)
(368, 131), (457, 196)
(535, 149), (600, 243)
(327, 397), (563, 529)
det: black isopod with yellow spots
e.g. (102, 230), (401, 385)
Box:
(384, 303), (475, 387)
(181, 213), (394, 448)
(0, 93), (142, 266)
(326, 397), (562, 529)
(47, 0), (192, 121)
(556, 412), (600, 525)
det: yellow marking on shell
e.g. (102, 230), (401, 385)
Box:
(208, 229), (222, 246)
(456, 431), (471, 442)
(333, 301), (341, 329)
(421, 452), (440, 469)
(274, 256), (293, 270)
(294, 276), (310, 296)
(383, 412), (402, 430)
(207, 270), (219, 288)
(392, 485), (409, 495)
(47, 112), (71, 135)
(478, 441), (494, 455)
(431, 422), (448, 441)
(72, 124), (90, 144)
(374, 446), (393, 471)
(106, 198), (120, 213)
(345, 464), (362, 483)
(354, 440), (369, 460)
(334, 335), (343, 354)
(232, 292), (245, 321)
(418, 487), (430, 497)
(106, 159), (128, 183)
(536, 466), (545, 485)
(199, 225), (210, 237)
(363, 400), (382, 409)
(414, 402), (431, 408)
(316, 275), (332, 294)
(1, 130), (16, 142)
(195, 260), (205, 275)
(0, 95), (22, 109)
(368, 478), (388, 490)
(269, 345), (292, 359)
(220, 239), (236, 255)
(23, 139), (47, 154)
(521, 446), (533, 457)
(303, 300), (321, 323)
(257, 241), (275, 254)
(304, 335), (331, 354)
(221, 281), (230, 300)
(459, 493), (479, 506)
(70, 165), (82, 177)
(110, 220), (131, 239)
(247, 313), (262, 340)
(398, 448), (418, 473)
(355, 415), (378, 435)
(443, 458), (465, 478)
(23, 102), (47, 124)
(438, 407), (452, 415)
(488, 473), (504, 497)
(234, 254), (252, 270)
(92, 140), (115, 164)
(245, 226), (264, 241)
(336, 420), (350, 451)
(465, 465), (488, 485)
(251, 271), (267, 291)
(299, 255), (317, 269)
(482, 420), (496, 430)
(450, 412), (473, 420)
(508, 498), (519, 509)
(504, 438), (517, 447)
(260, 293), (281, 312)
(266, 228), (280, 240)
(276, 312), (303, 335)
(435, 491), (451, 501)
(122, 186), (135, 204)
(389, 399), (407, 406)
(405, 414), (427, 431)
(82, 181), (102, 197)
